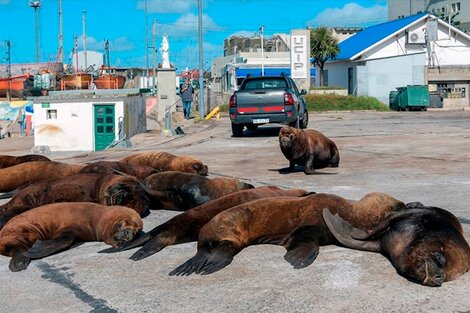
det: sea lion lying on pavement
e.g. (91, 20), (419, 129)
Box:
(323, 204), (470, 287)
(0, 202), (143, 272)
(0, 172), (152, 229)
(122, 151), (208, 176)
(142, 171), (254, 211)
(100, 186), (312, 259)
(79, 160), (157, 180)
(0, 154), (51, 169)
(0, 161), (85, 193)
(170, 192), (405, 275)
(278, 127), (339, 174)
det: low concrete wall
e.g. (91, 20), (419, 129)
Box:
(309, 89), (348, 96)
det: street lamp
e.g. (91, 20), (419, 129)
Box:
(260, 25), (265, 76)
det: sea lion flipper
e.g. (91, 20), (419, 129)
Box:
(98, 231), (150, 254)
(169, 243), (235, 276)
(0, 189), (19, 199)
(9, 249), (31, 272)
(284, 242), (319, 269)
(130, 238), (166, 261)
(23, 231), (76, 259)
(322, 209), (381, 252)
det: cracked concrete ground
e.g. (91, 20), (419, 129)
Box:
(0, 111), (469, 313)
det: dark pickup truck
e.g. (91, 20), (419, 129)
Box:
(229, 75), (309, 137)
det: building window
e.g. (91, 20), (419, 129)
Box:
(46, 109), (57, 119)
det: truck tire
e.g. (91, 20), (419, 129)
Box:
(300, 110), (309, 129)
(231, 123), (244, 137)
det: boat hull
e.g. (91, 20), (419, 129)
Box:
(60, 74), (92, 90)
(94, 74), (126, 89)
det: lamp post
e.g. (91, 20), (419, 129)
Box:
(260, 25), (265, 76)
(198, 0), (205, 118)
(29, 0), (42, 63)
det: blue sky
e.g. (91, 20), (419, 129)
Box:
(0, 0), (388, 72)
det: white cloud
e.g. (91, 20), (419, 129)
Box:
(307, 3), (388, 27)
(0, 0), (11, 5)
(158, 13), (221, 39)
(77, 35), (135, 52)
(136, 0), (194, 14)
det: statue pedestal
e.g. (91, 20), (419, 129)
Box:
(156, 68), (177, 122)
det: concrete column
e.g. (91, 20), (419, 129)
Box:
(290, 29), (311, 91)
(156, 68), (177, 121)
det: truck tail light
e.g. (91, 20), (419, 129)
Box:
(284, 93), (295, 106)
(229, 95), (237, 107)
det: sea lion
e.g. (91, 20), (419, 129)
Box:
(170, 192), (405, 275)
(0, 161), (85, 192)
(100, 186), (312, 259)
(0, 172), (152, 229)
(323, 204), (470, 287)
(0, 202), (143, 272)
(142, 171), (255, 211)
(278, 127), (339, 174)
(0, 154), (51, 169)
(79, 160), (157, 180)
(122, 151), (208, 176)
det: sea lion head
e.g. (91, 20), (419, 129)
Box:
(170, 156), (209, 176)
(279, 127), (299, 149)
(409, 246), (447, 287)
(103, 177), (152, 218)
(357, 192), (406, 212)
(98, 206), (144, 248)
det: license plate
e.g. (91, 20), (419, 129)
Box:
(253, 118), (269, 124)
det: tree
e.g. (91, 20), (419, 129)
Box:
(310, 26), (340, 87)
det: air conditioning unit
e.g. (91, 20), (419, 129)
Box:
(407, 31), (426, 44)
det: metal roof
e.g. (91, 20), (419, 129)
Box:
(334, 13), (428, 61)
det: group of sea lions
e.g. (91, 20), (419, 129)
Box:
(0, 126), (468, 287)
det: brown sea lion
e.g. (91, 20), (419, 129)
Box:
(0, 172), (152, 229)
(0, 154), (51, 169)
(122, 151), (208, 176)
(278, 127), (339, 174)
(100, 186), (312, 259)
(142, 171), (254, 211)
(79, 160), (157, 180)
(169, 192), (405, 275)
(323, 204), (470, 287)
(0, 161), (85, 192)
(0, 202), (143, 272)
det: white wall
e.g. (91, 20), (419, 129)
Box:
(317, 61), (351, 88)
(34, 99), (125, 151)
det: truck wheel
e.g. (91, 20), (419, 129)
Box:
(300, 110), (309, 129)
(246, 124), (258, 131)
(422, 106), (427, 111)
(231, 123), (244, 137)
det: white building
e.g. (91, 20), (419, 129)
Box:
(33, 89), (146, 152)
(321, 13), (470, 108)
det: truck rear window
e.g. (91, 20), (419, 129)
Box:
(242, 78), (287, 90)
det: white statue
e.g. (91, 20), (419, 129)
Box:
(161, 35), (170, 68)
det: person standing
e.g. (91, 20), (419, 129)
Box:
(181, 79), (194, 119)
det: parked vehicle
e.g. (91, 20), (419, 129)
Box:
(229, 75), (309, 137)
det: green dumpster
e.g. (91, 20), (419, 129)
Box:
(391, 85), (430, 111)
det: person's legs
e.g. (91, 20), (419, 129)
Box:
(183, 101), (189, 119)
(186, 101), (191, 118)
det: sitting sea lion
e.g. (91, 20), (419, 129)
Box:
(142, 171), (254, 211)
(79, 160), (157, 180)
(0, 161), (85, 192)
(278, 127), (339, 174)
(0, 172), (152, 229)
(122, 151), (208, 176)
(170, 192), (405, 275)
(323, 204), (470, 287)
(0, 202), (143, 272)
(0, 154), (51, 169)
(100, 186), (312, 259)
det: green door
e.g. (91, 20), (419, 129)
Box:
(94, 104), (115, 151)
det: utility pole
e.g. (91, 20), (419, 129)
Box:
(152, 18), (157, 93)
(145, 0), (149, 88)
(58, 0), (63, 64)
(82, 11), (87, 71)
(198, 0), (205, 118)
(260, 25), (265, 76)
(29, 1), (42, 63)
(5, 40), (11, 101)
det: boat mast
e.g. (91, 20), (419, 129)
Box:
(82, 10), (87, 72)
(58, 0), (63, 64)
(5, 40), (11, 101)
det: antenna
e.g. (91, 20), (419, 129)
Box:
(29, 0), (42, 62)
